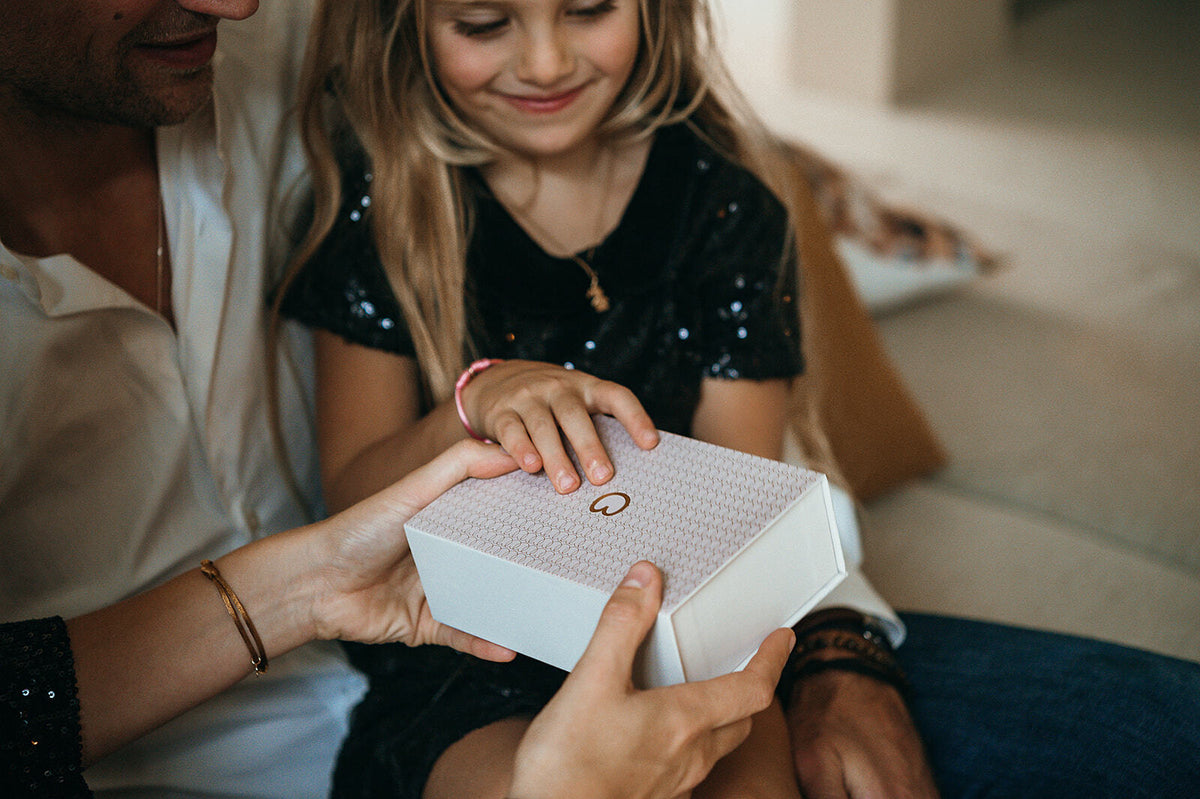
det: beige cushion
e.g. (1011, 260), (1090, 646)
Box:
(783, 145), (948, 500)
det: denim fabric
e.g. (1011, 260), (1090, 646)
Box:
(333, 613), (1200, 799)
(898, 613), (1200, 798)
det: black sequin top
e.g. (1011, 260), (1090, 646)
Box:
(281, 124), (803, 437)
(1, 618), (91, 798)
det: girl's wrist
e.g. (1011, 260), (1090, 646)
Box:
(455, 358), (503, 443)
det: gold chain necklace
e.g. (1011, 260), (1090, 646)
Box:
(155, 192), (165, 316)
(495, 149), (616, 314)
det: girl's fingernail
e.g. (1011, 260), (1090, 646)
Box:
(556, 471), (578, 492)
(590, 462), (612, 482)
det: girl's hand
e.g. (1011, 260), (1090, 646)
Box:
(459, 360), (659, 493)
(307, 439), (520, 662)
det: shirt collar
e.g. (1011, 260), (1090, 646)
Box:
(1, 48), (233, 317)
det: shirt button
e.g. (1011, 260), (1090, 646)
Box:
(243, 507), (261, 534)
(0, 263), (18, 281)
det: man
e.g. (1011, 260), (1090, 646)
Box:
(0, 2), (789, 796)
(1, 2), (351, 793)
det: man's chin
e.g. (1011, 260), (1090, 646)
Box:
(90, 72), (215, 128)
(129, 70), (215, 126)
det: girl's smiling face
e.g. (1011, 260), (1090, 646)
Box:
(427, 0), (641, 160)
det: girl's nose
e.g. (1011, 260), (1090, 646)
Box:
(516, 29), (575, 87)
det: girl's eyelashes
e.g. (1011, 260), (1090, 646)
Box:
(568, 0), (619, 20)
(449, 0), (620, 38)
(451, 13), (510, 38)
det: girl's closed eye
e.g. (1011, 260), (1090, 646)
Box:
(451, 11), (510, 39)
(568, 0), (619, 22)
(446, 0), (618, 38)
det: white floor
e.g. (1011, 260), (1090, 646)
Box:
(713, 0), (1200, 662)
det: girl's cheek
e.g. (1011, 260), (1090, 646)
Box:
(431, 40), (501, 95)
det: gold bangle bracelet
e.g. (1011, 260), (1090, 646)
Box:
(200, 559), (269, 675)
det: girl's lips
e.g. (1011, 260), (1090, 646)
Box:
(135, 31), (218, 71)
(503, 86), (585, 114)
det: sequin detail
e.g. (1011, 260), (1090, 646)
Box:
(281, 124), (803, 440)
(1, 618), (90, 797)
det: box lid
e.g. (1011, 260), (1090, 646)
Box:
(407, 415), (834, 611)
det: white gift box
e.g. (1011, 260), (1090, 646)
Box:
(406, 415), (846, 687)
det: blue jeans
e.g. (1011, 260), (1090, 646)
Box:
(897, 613), (1200, 798)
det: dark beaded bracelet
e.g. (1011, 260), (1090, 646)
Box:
(789, 656), (912, 698)
(795, 632), (900, 671)
(793, 610), (895, 652)
(777, 612), (910, 706)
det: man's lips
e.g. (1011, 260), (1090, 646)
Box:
(502, 86), (585, 114)
(134, 30), (218, 70)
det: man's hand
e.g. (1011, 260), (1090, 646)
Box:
(787, 670), (939, 798)
(509, 561), (794, 799)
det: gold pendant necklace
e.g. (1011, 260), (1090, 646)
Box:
(571, 247), (610, 313)
(493, 147), (618, 314)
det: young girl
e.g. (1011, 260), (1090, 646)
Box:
(278, 1), (857, 796)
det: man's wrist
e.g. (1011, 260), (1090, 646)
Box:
(793, 608), (892, 645)
(779, 608), (909, 704)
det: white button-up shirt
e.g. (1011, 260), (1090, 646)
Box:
(0, 4), (366, 796)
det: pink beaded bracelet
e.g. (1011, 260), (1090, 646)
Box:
(454, 358), (503, 443)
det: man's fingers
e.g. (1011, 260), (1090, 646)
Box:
(741, 627), (795, 686)
(703, 718), (756, 772)
(433, 622), (518, 663)
(676, 627), (794, 730)
(571, 561), (663, 686)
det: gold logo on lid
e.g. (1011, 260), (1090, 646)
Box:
(590, 492), (630, 517)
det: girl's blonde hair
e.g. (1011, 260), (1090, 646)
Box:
(276, 0), (842, 480)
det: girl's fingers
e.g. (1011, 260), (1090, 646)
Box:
(470, 362), (656, 491)
(490, 410), (544, 473)
(588, 381), (659, 450)
(520, 407), (581, 493)
(553, 402), (614, 485)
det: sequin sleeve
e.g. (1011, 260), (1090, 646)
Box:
(1, 618), (91, 798)
(278, 169), (417, 357)
(692, 160), (804, 382)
